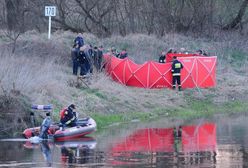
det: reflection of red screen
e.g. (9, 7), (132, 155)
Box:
(182, 123), (216, 152)
(111, 128), (174, 154)
(111, 123), (216, 154)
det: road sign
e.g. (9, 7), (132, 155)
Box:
(45, 6), (56, 17)
(45, 6), (56, 39)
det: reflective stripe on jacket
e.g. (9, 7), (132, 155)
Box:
(171, 59), (183, 76)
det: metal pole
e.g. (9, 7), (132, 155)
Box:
(48, 16), (51, 39)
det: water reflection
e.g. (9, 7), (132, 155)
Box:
(56, 137), (96, 166)
(2, 117), (248, 167)
(110, 123), (217, 167)
(23, 137), (96, 167)
(40, 141), (52, 167)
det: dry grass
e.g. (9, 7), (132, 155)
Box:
(0, 30), (247, 132)
(0, 54), (74, 104)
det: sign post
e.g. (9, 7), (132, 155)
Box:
(45, 6), (56, 39)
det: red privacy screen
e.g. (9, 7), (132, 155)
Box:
(104, 55), (217, 89)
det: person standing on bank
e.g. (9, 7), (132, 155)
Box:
(159, 51), (166, 63)
(171, 56), (183, 91)
(97, 46), (104, 72)
(71, 44), (79, 75)
(93, 46), (103, 72)
(74, 33), (84, 49)
(78, 46), (87, 76)
(119, 48), (128, 59)
(84, 44), (93, 74)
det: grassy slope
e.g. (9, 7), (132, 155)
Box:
(0, 30), (248, 133)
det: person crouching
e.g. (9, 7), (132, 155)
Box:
(60, 104), (77, 129)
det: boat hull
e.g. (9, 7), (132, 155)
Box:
(23, 117), (97, 141)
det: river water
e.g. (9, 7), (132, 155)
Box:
(1, 114), (248, 168)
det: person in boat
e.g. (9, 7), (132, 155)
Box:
(39, 112), (52, 139)
(171, 56), (184, 91)
(159, 51), (166, 63)
(60, 104), (77, 128)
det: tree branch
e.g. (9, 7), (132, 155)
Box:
(223, 0), (248, 30)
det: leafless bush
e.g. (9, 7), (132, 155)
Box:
(2, 0), (248, 37)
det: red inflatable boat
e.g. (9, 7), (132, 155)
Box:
(23, 117), (97, 141)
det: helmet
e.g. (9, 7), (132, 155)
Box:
(68, 104), (76, 111)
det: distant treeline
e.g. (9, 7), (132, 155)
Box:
(1, 0), (248, 37)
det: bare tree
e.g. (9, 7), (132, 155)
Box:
(1, 0), (248, 36)
(223, 0), (248, 30)
(3, 30), (20, 53)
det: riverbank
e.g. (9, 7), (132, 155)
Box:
(0, 31), (248, 136)
(92, 91), (248, 130)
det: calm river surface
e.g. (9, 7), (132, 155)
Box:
(1, 114), (248, 167)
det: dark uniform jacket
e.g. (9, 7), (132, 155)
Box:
(159, 55), (166, 63)
(71, 48), (78, 60)
(60, 108), (75, 125)
(77, 50), (86, 64)
(171, 59), (183, 76)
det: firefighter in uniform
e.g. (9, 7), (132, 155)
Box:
(171, 56), (183, 91)
(60, 104), (77, 128)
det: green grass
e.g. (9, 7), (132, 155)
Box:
(84, 88), (108, 99)
(224, 48), (248, 68)
(91, 98), (248, 130)
(50, 99), (63, 120)
(221, 101), (248, 114)
(169, 99), (248, 120)
(92, 112), (155, 130)
(91, 113), (124, 129)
